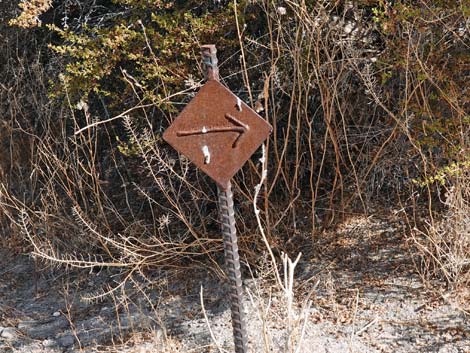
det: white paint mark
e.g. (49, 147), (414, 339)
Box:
(202, 145), (211, 164)
(202, 126), (207, 133)
(236, 97), (242, 112)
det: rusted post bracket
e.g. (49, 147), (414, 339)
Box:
(201, 44), (248, 353)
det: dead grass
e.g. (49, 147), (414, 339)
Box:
(411, 169), (470, 289)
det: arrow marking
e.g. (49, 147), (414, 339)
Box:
(177, 113), (249, 148)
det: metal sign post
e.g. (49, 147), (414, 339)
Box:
(163, 45), (272, 353)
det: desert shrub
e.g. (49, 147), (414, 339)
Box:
(2, 0), (469, 291)
(2, 1), (262, 282)
(371, 0), (470, 286)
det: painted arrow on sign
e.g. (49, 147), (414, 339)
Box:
(176, 114), (249, 148)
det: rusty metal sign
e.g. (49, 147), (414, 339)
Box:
(163, 80), (272, 189)
(163, 45), (269, 353)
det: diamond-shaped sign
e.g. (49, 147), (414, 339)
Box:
(163, 80), (272, 189)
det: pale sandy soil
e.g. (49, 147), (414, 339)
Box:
(1, 215), (469, 353)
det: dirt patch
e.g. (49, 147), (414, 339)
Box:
(0, 215), (469, 352)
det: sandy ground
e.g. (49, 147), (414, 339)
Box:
(1, 215), (469, 352)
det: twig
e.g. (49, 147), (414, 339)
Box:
(74, 86), (201, 135)
(253, 144), (283, 289)
(355, 317), (379, 336)
(200, 285), (228, 353)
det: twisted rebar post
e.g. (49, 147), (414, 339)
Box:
(201, 44), (219, 81)
(201, 44), (248, 353)
(218, 182), (248, 353)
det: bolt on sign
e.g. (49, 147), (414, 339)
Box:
(163, 80), (272, 189)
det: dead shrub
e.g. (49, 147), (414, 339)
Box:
(1, 0), (469, 298)
(412, 164), (470, 288)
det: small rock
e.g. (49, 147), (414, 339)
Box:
(52, 311), (61, 317)
(57, 334), (75, 348)
(1, 327), (19, 340)
(42, 338), (57, 347)
(277, 7), (286, 15)
(18, 317), (69, 339)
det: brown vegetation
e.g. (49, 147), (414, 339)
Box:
(0, 0), (468, 303)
